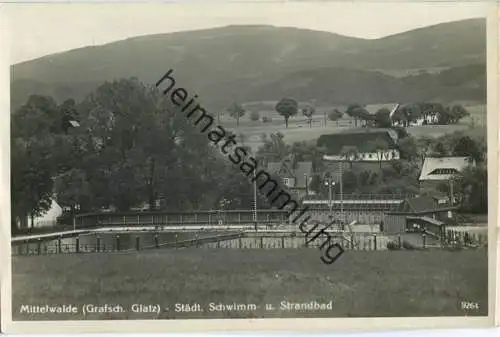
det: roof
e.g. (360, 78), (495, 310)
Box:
(419, 157), (474, 181)
(407, 216), (445, 227)
(267, 161), (312, 189)
(397, 195), (451, 213)
(69, 120), (80, 128)
(317, 129), (398, 155)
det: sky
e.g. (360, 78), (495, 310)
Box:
(3, 1), (488, 64)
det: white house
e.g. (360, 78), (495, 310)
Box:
(317, 129), (400, 162)
(419, 156), (476, 193)
(23, 199), (63, 229)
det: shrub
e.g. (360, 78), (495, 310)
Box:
(250, 111), (260, 121)
(402, 240), (418, 250)
(262, 116), (272, 123)
(444, 242), (464, 252)
(386, 241), (400, 250)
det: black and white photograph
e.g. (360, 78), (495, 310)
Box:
(1, 1), (497, 333)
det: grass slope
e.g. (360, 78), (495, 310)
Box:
(12, 249), (487, 320)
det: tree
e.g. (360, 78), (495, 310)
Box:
(345, 104), (372, 127)
(290, 141), (325, 170)
(256, 132), (291, 164)
(11, 139), (54, 229)
(342, 170), (358, 193)
(344, 104), (361, 127)
(357, 108), (373, 127)
(365, 138), (389, 168)
(436, 104), (468, 125)
(11, 95), (61, 230)
(450, 105), (470, 123)
(459, 165), (487, 213)
(301, 103), (315, 128)
(390, 126), (409, 139)
(391, 159), (420, 179)
(216, 169), (271, 210)
(75, 78), (226, 212)
(328, 109), (343, 126)
(340, 145), (360, 168)
(261, 116), (272, 123)
(59, 98), (79, 134)
(430, 141), (448, 157)
(309, 174), (323, 195)
(250, 111), (260, 121)
(374, 108), (391, 128)
(452, 135), (482, 162)
(228, 102), (246, 127)
(398, 137), (419, 161)
(275, 98), (298, 128)
(374, 178), (420, 195)
(54, 168), (92, 212)
(416, 136), (435, 163)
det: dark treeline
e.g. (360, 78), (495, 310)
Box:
(11, 78), (272, 233)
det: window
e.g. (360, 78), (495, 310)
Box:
(429, 168), (459, 175)
(283, 178), (291, 186)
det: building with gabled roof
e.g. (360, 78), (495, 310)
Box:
(419, 156), (476, 193)
(383, 195), (458, 239)
(317, 129), (400, 163)
(267, 159), (313, 199)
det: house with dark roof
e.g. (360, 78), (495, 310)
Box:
(317, 129), (400, 163)
(419, 156), (476, 193)
(267, 159), (313, 199)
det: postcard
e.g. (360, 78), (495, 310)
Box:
(0, 1), (497, 333)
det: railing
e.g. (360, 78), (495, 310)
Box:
(303, 193), (412, 201)
(72, 210), (290, 229)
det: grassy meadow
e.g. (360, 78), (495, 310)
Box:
(12, 248), (487, 320)
(218, 101), (486, 152)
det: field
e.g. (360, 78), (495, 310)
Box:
(12, 248), (487, 320)
(219, 102), (486, 152)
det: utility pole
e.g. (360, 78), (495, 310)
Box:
(304, 173), (309, 197)
(449, 176), (454, 205)
(328, 177), (333, 212)
(253, 170), (258, 231)
(340, 162), (344, 225)
(324, 172), (334, 212)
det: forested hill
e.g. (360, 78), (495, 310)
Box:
(11, 18), (486, 109)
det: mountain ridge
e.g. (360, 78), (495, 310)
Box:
(11, 18), (486, 109)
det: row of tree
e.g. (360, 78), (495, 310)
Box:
(275, 99), (471, 129)
(225, 98), (471, 130)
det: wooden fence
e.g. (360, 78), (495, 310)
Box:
(12, 228), (487, 257)
(443, 229), (488, 247)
